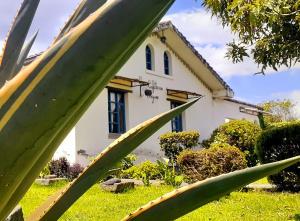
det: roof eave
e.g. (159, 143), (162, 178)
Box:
(154, 21), (234, 94)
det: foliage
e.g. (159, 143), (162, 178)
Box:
(107, 154), (137, 179)
(177, 145), (247, 183)
(49, 158), (70, 178)
(30, 101), (198, 221)
(39, 163), (51, 178)
(157, 159), (183, 187)
(0, 0), (177, 219)
(68, 164), (84, 181)
(203, 0), (300, 73)
(121, 154), (137, 170)
(48, 158), (83, 181)
(121, 161), (161, 186)
(159, 130), (200, 161)
(261, 99), (298, 125)
(268, 119), (300, 129)
(256, 122), (300, 192)
(203, 120), (262, 167)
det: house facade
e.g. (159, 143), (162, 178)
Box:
(54, 22), (261, 166)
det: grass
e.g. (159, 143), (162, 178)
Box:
(20, 181), (300, 221)
(253, 177), (270, 185)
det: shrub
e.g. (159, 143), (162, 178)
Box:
(39, 163), (51, 178)
(68, 163), (84, 181)
(121, 161), (161, 186)
(203, 120), (261, 167)
(160, 130), (200, 161)
(49, 157), (70, 178)
(157, 159), (184, 187)
(178, 145), (247, 183)
(256, 122), (300, 192)
(106, 154), (137, 179)
(267, 120), (300, 129)
(121, 154), (137, 170)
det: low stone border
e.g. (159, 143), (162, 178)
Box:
(101, 179), (135, 193)
(35, 178), (68, 186)
(243, 184), (277, 192)
(121, 179), (164, 186)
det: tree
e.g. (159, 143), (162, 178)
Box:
(202, 0), (300, 73)
(261, 99), (298, 124)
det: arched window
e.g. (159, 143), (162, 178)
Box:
(164, 51), (171, 75)
(145, 45), (153, 71)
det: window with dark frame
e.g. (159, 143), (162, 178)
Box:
(164, 52), (170, 75)
(170, 101), (183, 132)
(146, 45), (153, 71)
(108, 90), (126, 134)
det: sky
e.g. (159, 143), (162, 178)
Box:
(0, 0), (299, 116)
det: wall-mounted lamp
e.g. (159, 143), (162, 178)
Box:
(160, 30), (167, 44)
(144, 89), (153, 97)
(160, 36), (167, 44)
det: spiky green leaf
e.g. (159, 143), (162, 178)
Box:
(0, 0), (174, 219)
(54, 0), (107, 43)
(13, 31), (38, 75)
(28, 99), (199, 221)
(123, 156), (300, 221)
(0, 0), (40, 86)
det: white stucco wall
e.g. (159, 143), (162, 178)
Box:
(55, 36), (259, 166)
(53, 128), (76, 164)
(212, 99), (259, 129)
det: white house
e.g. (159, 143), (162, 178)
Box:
(52, 21), (261, 166)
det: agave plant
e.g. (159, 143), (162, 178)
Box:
(0, 0), (299, 221)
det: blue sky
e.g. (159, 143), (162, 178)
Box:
(169, 1), (200, 13)
(0, 0), (299, 115)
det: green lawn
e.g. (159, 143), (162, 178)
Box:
(253, 177), (270, 184)
(21, 182), (300, 221)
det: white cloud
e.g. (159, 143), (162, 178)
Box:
(196, 44), (260, 79)
(164, 9), (233, 46)
(163, 9), (300, 79)
(289, 91), (300, 118)
(163, 9), (261, 78)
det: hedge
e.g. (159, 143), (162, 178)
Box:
(177, 144), (247, 183)
(256, 122), (300, 192)
(159, 130), (200, 161)
(203, 120), (261, 167)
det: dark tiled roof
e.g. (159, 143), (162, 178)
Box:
(224, 98), (263, 110)
(154, 21), (233, 93)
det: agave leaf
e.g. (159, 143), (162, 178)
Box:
(13, 31), (39, 76)
(123, 156), (300, 221)
(0, 0), (174, 219)
(0, 0), (40, 86)
(54, 0), (107, 43)
(28, 99), (199, 221)
(1, 3), (174, 217)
